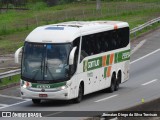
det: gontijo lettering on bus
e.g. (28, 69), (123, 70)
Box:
(83, 49), (130, 73)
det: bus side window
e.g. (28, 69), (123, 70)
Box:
(89, 36), (94, 55)
(118, 27), (129, 48)
(113, 31), (119, 49)
(80, 36), (89, 62)
(103, 32), (109, 52)
(94, 35), (99, 54)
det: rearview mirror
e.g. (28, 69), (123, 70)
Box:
(15, 47), (23, 63)
(69, 47), (77, 65)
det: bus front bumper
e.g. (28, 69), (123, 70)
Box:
(21, 87), (70, 100)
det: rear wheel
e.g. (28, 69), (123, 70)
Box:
(32, 99), (41, 104)
(115, 73), (121, 91)
(108, 74), (116, 93)
(73, 84), (83, 103)
(115, 79), (120, 91)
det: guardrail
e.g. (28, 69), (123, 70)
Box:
(0, 69), (20, 81)
(130, 17), (160, 35)
(0, 17), (160, 81)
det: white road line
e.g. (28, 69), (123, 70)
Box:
(131, 39), (146, 55)
(94, 94), (118, 103)
(0, 100), (31, 110)
(109, 117), (118, 120)
(44, 111), (64, 117)
(131, 48), (160, 64)
(0, 94), (22, 100)
(142, 79), (158, 86)
(0, 104), (9, 107)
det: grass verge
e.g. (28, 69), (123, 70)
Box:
(0, 75), (20, 88)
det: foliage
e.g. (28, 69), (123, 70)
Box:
(0, 75), (20, 87)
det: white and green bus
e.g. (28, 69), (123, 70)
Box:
(15, 21), (130, 104)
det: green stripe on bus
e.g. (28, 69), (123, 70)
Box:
(115, 53), (118, 63)
(31, 81), (66, 88)
(117, 50), (130, 63)
(83, 49), (130, 72)
(85, 57), (102, 71)
(106, 54), (110, 66)
(104, 67), (108, 78)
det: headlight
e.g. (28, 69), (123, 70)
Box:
(23, 84), (27, 89)
(57, 85), (68, 91)
(22, 81), (31, 89)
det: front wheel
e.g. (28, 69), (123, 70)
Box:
(73, 84), (83, 103)
(32, 99), (41, 104)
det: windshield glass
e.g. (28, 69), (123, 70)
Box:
(22, 42), (71, 83)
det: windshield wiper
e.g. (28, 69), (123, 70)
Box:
(45, 61), (54, 80)
(32, 60), (43, 80)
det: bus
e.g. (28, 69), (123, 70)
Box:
(15, 21), (130, 104)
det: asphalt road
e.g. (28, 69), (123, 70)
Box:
(0, 28), (160, 120)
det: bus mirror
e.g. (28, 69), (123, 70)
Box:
(69, 47), (77, 65)
(15, 46), (23, 63)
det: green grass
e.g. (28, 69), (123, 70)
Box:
(0, 0), (160, 55)
(0, 75), (20, 87)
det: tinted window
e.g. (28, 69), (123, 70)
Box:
(80, 27), (129, 61)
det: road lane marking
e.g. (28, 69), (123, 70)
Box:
(142, 79), (158, 86)
(131, 39), (146, 55)
(109, 117), (118, 120)
(131, 48), (160, 64)
(44, 111), (64, 117)
(94, 94), (118, 103)
(0, 104), (9, 107)
(0, 100), (31, 110)
(0, 94), (22, 100)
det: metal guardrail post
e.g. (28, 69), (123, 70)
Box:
(134, 32), (136, 37)
(0, 69), (20, 80)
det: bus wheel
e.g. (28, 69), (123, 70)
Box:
(73, 84), (83, 103)
(115, 79), (120, 91)
(108, 74), (116, 93)
(32, 99), (41, 104)
(115, 73), (121, 91)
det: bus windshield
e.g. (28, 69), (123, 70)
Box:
(22, 42), (71, 83)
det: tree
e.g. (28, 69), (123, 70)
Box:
(96, 0), (101, 10)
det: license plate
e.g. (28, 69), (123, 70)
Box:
(39, 94), (48, 97)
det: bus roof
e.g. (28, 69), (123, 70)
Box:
(25, 21), (129, 43)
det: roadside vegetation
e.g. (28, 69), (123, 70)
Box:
(0, 75), (20, 87)
(0, 0), (160, 55)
